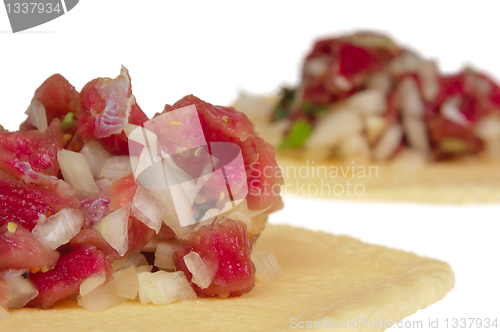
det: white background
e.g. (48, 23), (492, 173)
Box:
(1, 1), (499, 330)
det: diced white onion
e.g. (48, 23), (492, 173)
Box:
(52, 179), (79, 203)
(232, 93), (277, 122)
(148, 189), (192, 239)
(366, 72), (391, 93)
(113, 266), (139, 300)
(474, 115), (500, 159)
(399, 77), (424, 117)
(251, 249), (281, 283)
(93, 205), (130, 257)
(77, 281), (126, 312)
(253, 119), (289, 147)
(101, 156), (132, 180)
(137, 271), (196, 305)
(111, 258), (126, 271)
(58, 149), (101, 200)
(365, 115), (387, 144)
(332, 75), (351, 91)
(475, 115), (500, 140)
(183, 252), (215, 289)
(26, 99), (48, 133)
(390, 51), (420, 75)
(346, 90), (387, 115)
(305, 109), (362, 149)
(417, 60), (439, 102)
(373, 124), (403, 161)
(79, 141), (111, 179)
(338, 134), (370, 158)
(4, 274), (38, 308)
(32, 208), (84, 250)
(403, 117), (430, 153)
(131, 187), (163, 234)
(154, 242), (177, 270)
(135, 265), (153, 274)
(141, 237), (160, 253)
(440, 97), (470, 127)
(303, 57), (329, 77)
(391, 148), (427, 170)
(80, 273), (106, 297)
(117, 252), (149, 271)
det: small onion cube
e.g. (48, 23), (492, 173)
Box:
(80, 141), (111, 179)
(141, 238), (159, 253)
(252, 249), (281, 283)
(26, 99), (48, 133)
(399, 77), (424, 117)
(93, 205), (130, 257)
(58, 149), (101, 200)
(32, 208), (85, 250)
(5, 275), (38, 308)
(154, 242), (177, 270)
(135, 265), (153, 274)
(119, 252), (149, 271)
(131, 187), (163, 234)
(232, 93), (276, 122)
(373, 124), (403, 161)
(365, 115), (387, 144)
(102, 156), (133, 180)
(138, 271), (196, 305)
(114, 266), (139, 300)
(79, 273), (106, 297)
(403, 117), (429, 153)
(77, 281), (126, 312)
(111, 258), (127, 271)
(183, 252), (215, 289)
(391, 149), (427, 170)
(305, 109), (362, 149)
(346, 90), (386, 115)
(475, 115), (500, 140)
(441, 98), (469, 127)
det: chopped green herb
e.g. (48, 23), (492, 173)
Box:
(301, 101), (328, 114)
(272, 104), (288, 122)
(280, 120), (312, 149)
(271, 87), (295, 122)
(60, 112), (75, 131)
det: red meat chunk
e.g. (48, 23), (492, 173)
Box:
(29, 244), (112, 309)
(34, 74), (78, 123)
(304, 33), (398, 97)
(0, 222), (59, 271)
(0, 120), (64, 182)
(174, 219), (255, 298)
(0, 177), (79, 232)
(165, 95), (283, 213)
(71, 67), (149, 155)
(69, 229), (119, 261)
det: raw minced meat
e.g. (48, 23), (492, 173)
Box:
(0, 67), (283, 317)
